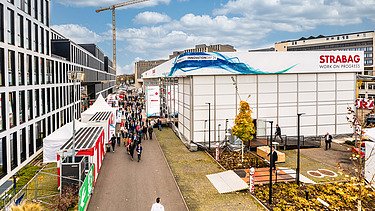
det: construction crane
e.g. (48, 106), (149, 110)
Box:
(96, 0), (150, 71)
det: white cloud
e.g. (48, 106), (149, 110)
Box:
(117, 57), (142, 75)
(134, 11), (171, 25)
(213, 0), (375, 32)
(51, 24), (103, 44)
(57, 0), (170, 8)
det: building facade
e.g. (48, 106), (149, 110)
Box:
(134, 59), (167, 87)
(0, 0), (115, 186)
(169, 44), (236, 59)
(275, 31), (374, 98)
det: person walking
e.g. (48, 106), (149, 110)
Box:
(148, 125), (154, 140)
(274, 124), (283, 142)
(324, 132), (333, 150)
(267, 147), (278, 170)
(151, 197), (164, 211)
(136, 143), (143, 162)
(117, 131), (121, 146)
(110, 134), (116, 152)
(157, 118), (162, 131)
(142, 125), (148, 140)
(129, 141), (135, 161)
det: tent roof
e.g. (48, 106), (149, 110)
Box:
(44, 120), (87, 141)
(82, 94), (116, 115)
(89, 111), (112, 122)
(60, 127), (103, 150)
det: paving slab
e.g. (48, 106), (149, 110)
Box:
(87, 134), (187, 211)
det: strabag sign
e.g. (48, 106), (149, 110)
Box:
(141, 51), (364, 78)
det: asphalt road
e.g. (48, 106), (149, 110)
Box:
(87, 134), (187, 211)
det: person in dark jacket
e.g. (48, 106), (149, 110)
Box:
(129, 141), (136, 161)
(324, 132), (333, 150)
(274, 124), (283, 142)
(157, 118), (162, 131)
(110, 134), (116, 152)
(148, 125), (154, 140)
(136, 143), (143, 162)
(268, 147), (278, 170)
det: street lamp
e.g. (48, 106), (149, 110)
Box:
(68, 70), (84, 162)
(205, 102), (211, 150)
(296, 113), (305, 186)
(218, 124), (221, 143)
(266, 120), (274, 206)
(204, 120), (208, 146)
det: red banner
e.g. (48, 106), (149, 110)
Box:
(356, 98), (375, 110)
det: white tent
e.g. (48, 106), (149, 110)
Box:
(81, 94), (117, 122)
(43, 120), (87, 163)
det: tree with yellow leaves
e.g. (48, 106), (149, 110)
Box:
(11, 202), (43, 211)
(232, 100), (256, 162)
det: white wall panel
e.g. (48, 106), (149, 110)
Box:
(194, 95), (214, 106)
(194, 109), (210, 121)
(301, 126), (317, 136)
(298, 106), (316, 116)
(301, 115), (317, 126)
(216, 75), (234, 84)
(299, 82), (316, 92)
(279, 93), (297, 103)
(299, 92), (316, 102)
(318, 125), (335, 135)
(337, 104), (349, 114)
(337, 73), (355, 80)
(194, 76), (214, 85)
(318, 92), (335, 101)
(318, 73), (335, 81)
(258, 83), (277, 93)
(318, 115), (335, 125)
(337, 81), (355, 91)
(216, 108), (236, 121)
(238, 75), (257, 83)
(337, 114), (349, 124)
(258, 93), (277, 104)
(193, 84), (214, 95)
(318, 105), (335, 115)
(238, 84), (257, 94)
(258, 75), (277, 83)
(337, 124), (352, 134)
(279, 106), (297, 117)
(278, 116), (297, 127)
(299, 74), (316, 82)
(258, 107), (278, 118)
(279, 82), (297, 92)
(337, 91), (354, 101)
(278, 74), (297, 82)
(318, 81), (335, 91)
(216, 84), (235, 95)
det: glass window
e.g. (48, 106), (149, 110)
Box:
(0, 48), (4, 86)
(45, 0), (49, 26)
(7, 9), (14, 45)
(41, 88), (45, 115)
(33, 23), (38, 52)
(9, 91), (16, 128)
(20, 128), (26, 162)
(26, 54), (32, 85)
(25, 0), (31, 15)
(10, 132), (17, 170)
(35, 120), (43, 150)
(46, 59), (51, 83)
(0, 4), (4, 42)
(16, 14), (23, 47)
(18, 52), (24, 85)
(25, 19), (31, 50)
(34, 56), (38, 84)
(34, 89), (39, 117)
(19, 90), (25, 124)
(28, 124), (34, 156)
(0, 93), (5, 131)
(40, 58), (44, 84)
(33, 0), (37, 19)
(46, 88), (50, 113)
(39, 27), (43, 54)
(8, 50), (15, 86)
(0, 137), (7, 178)
(46, 30), (49, 55)
(27, 90), (32, 120)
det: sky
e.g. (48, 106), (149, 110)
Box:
(50, 0), (375, 75)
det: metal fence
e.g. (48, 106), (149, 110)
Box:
(263, 135), (321, 150)
(3, 166), (60, 210)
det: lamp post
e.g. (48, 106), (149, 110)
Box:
(266, 120), (274, 206)
(218, 124), (221, 143)
(296, 113), (305, 186)
(68, 70), (84, 162)
(205, 102), (211, 150)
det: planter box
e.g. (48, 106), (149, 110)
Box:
(256, 146), (285, 163)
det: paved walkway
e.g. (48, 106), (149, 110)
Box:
(87, 134), (187, 211)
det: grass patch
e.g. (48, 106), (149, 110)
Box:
(156, 128), (265, 211)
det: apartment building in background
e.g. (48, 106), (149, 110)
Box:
(135, 59), (168, 87)
(0, 0), (115, 186)
(275, 30), (374, 98)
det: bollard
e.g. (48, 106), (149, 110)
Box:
(249, 167), (255, 194)
(215, 143), (220, 161)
